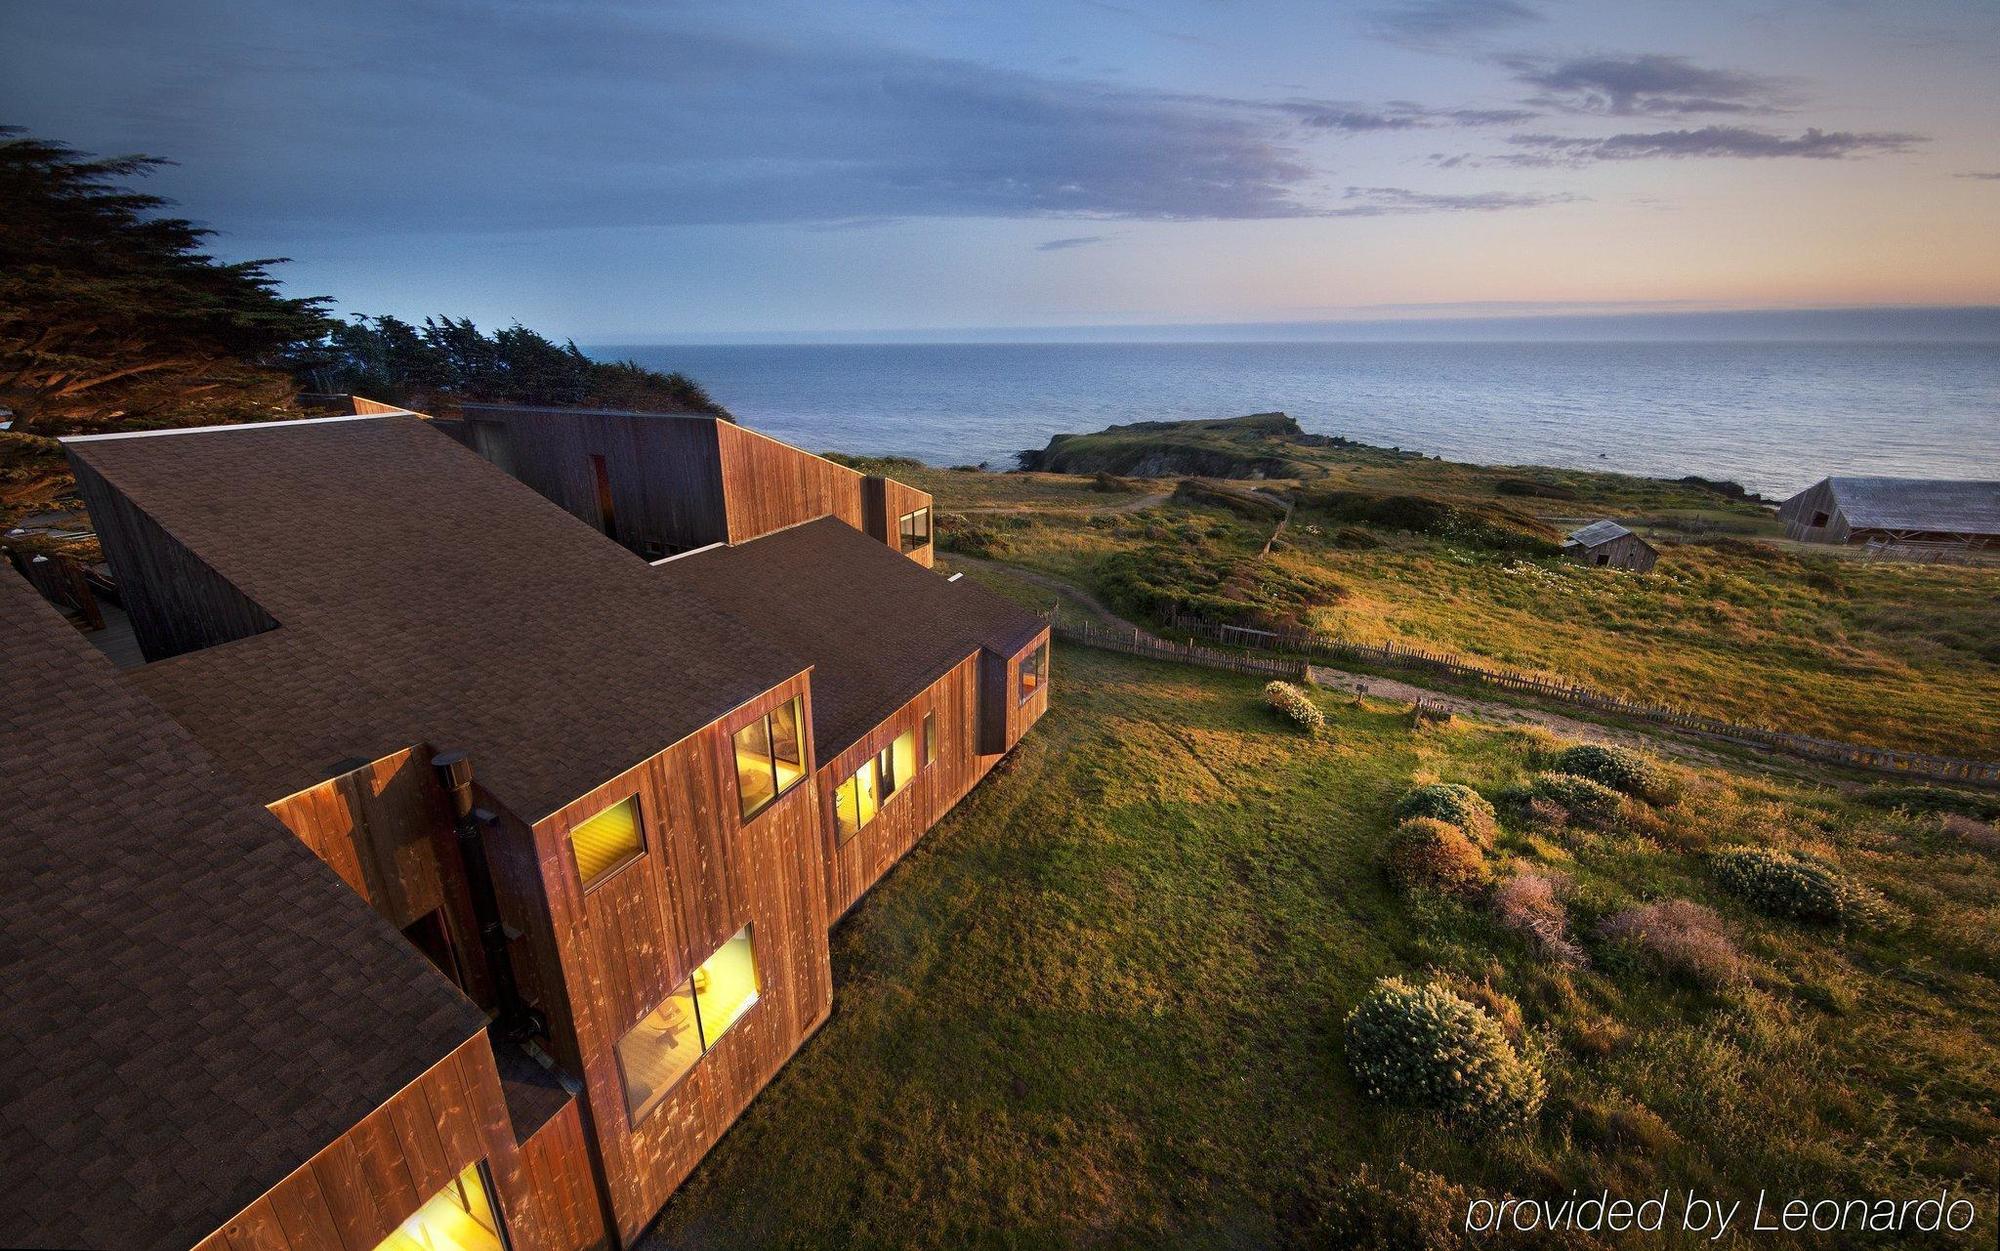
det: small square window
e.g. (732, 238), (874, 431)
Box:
(1811, 510), (1830, 528)
(570, 796), (644, 889)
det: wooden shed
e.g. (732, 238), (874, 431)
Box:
(1777, 477), (2000, 550)
(1562, 520), (1658, 572)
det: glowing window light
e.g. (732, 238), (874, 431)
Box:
(569, 795), (644, 888)
(374, 1163), (505, 1251)
(733, 697), (807, 820)
(617, 926), (761, 1126)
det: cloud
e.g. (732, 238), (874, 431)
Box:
(1277, 100), (1538, 132)
(1367, 0), (1543, 50)
(1504, 126), (1925, 163)
(1505, 54), (1794, 116)
(1036, 235), (1111, 251)
(1957, 171), (2000, 181)
(1326, 186), (1580, 215)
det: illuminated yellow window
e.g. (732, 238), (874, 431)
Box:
(617, 982), (701, 1124)
(569, 796), (643, 888)
(734, 697), (807, 820)
(885, 729), (916, 798)
(834, 773), (860, 843)
(1018, 641), (1049, 704)
(693, 924), (760, 1044)
(374, 1162), (505, 1251)
(854, 757), (879, 827)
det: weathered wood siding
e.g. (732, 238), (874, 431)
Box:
(817, 652), (995, 917)
(527, 673), (834, 1245)
(1567, 533), (1658, 571)
(68, 454), (278, 661)
(194, 1034), (608, 1251)
(715, 421), (868, 544)
(977, 629), (1053, 756)
(266, 748), (495, 1008)
(863, 476), (936, 566)
(1778, 478), (1849, 543)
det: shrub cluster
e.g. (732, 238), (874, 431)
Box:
(1711, 848), (1882, 926)
(1490, 870), (1586, 966)
(1551, 744), (1673, 805)
(1393, 783), (1497, 846)
(1387, 818), (1488, 896)
(1600, 900), (1748, 989)
(1529, 771), (1624, 829)
(1263, 680), (1325, 734)
(1344, 978), (1545, 1130)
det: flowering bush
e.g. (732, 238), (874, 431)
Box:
(1711, 848), (1883, 926)
(1490, 869), (1586, 966)
(1263, 680), (1325, 734)
(1387, 817), (1488, 896)
(1551, 744), (1674, 805)
(1344, 978), (1545, 1130)
(1600, 900), (1748, 988)
(1530, 771), (1624, 829)
(1393, 783), (1497, 846)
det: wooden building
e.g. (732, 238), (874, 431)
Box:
(1777, 476), (2000, 550)
(452, 403), (935, 567)
(1562, 519), (1658, 572)
(9, 408), (1048, 1250)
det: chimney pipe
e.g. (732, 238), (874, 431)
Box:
(432, 750), (545, 1044)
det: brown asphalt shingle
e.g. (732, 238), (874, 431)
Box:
(67, 416), (806, 823)
(0, 572), (489, 1251)
(661, 517), (1045, 760)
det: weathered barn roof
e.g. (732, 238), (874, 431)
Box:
(661, 517), (1046, 760)
(0, 572), (487, 1251)
(1564, 519), (1636, 548)
(65, 415), (806, 822)
(1815, 477), (2000, 536)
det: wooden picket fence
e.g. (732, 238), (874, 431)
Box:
(1049, 607), (2000, 787)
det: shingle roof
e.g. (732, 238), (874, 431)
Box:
(1822, 477), (2000, 535)
(1565, 519), (1635, 547)
(66, 416), (806, 822)
(661, 518), (1045, 760)
(0, 572), (488, 1251)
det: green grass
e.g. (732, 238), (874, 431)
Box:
(643, 649), (2000, 1248)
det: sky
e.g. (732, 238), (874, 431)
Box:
(2, 0), (1997, 339)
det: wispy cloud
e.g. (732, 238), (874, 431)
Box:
(1276, 99), (1538, 132)
(1366, 0), (1543, 51)
(1504, 53), (1795, 116)
(1503, 126), (1925, 164)
(1326, 185), (1580, 215)
(1956, 171), (2000, 181)
(1036, 235), (1112, 251)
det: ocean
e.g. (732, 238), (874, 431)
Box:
(594, 341), (2000, 498)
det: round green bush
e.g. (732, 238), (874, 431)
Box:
(1530, 771), (1624, 829)
(1344, 978), (1546, 1130)
(1387, 817), (1488, 896)
(1711, 848), (1882, 926)
(1551, 744), (1673, 805)
(1392, 783), (1497, 846)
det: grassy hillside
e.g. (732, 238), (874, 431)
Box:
(643, 647), (2000, 1248)
(868, 433), (2000, 760)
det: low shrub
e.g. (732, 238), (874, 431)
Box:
(1331, 526), (1382, 550)
(1530, 771), (1624, 829)
(1943, 812), (2000, 853)
(1491, 870), (1586, 966)
(1393, 783), (1497, 846)
(1387, 817), (1487, 896)
(1711, 848), (1883, 926)
(1344, 978), (1546, 1130)
(1857, 784), (2000, 823)
(1599, 900), (1748, 988)
(1550, 744), (1674, 805)
(1304, 1163), (1470, 1250)
(1263, 680), (1325, 734)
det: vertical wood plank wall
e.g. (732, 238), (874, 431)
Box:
(478, 410), (732, 553)
(979, 629), (1053, 756)
(865, 476), (936, 567)
(195, 1034), (607, 1251)
(714, 422), (867, 543)
(68, 456), (279, 662)
(266, 748), (494, 1010)
(527, 673), (834, 1245)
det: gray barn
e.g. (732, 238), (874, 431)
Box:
(1777, 477), (2000, 549)
(1563, 520), (1658, 572)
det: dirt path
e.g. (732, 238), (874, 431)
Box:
(944, 552), (1736, 766)
(949, 489), (1171, 517)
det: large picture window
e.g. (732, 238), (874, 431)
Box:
(733, 697), (806, 820)
(898, 507), (931, 552)
(617, 924), (761, 1125)
(832, 728), (917, 844)
(569, 795), (644, 888)
(1019, 641), (1049, 704)
(375, 1162), (506, 1251)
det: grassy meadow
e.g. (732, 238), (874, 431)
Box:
(854, 449), (2000, 760)
(643, 647), (2000, 1249)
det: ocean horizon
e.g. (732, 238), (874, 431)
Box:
(592, 339), (1999, 500)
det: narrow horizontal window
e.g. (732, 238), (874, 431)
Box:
(569, 795), (644, 889)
